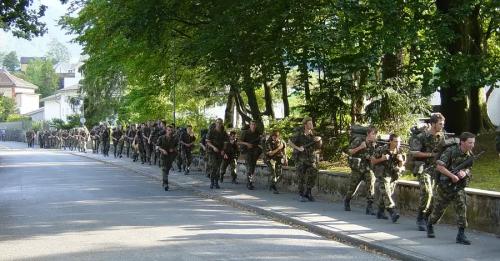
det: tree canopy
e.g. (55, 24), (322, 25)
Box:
(61, 0), (499, 134)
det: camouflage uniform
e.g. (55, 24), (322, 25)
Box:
(150, 125), (160, 165)
(410, 131), (444, 218)
(240, 129), (262, 188)
(180, 131), (196, 174)
(291, 131), (319, 199)
(429, 145), (471, 228)
(346, 137), (376, 206)
(112, 128), (123, 158)
(372, 144), (405, 221)
(264, 136), (286, 192)
(206, 128), (228, 187)
(157, 133), (178, 190)
(220, 138), (239, 183)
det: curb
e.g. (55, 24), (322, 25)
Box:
(70, 152), (439, 261)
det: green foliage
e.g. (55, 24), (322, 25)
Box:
(6, 114), (30, 122)
(48, 115), (81, 130)
(31, 121), (43, 132)
(0, 1), (47, 39)
(0, 96), (17, 121)
(2, 51), (20, 72)
(365, 77), (431, 137)
(25, 59), (59, 98)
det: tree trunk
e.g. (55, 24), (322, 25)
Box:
(243, 69), (263, 127)
(299, 51), (311, 103)
(381, 52), (403, 80)
(224, 90), (234, 128)
(262, 80), (275, 119)
(278, 61), (290, 117)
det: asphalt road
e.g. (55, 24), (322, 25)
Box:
(0, 143), (389, 260)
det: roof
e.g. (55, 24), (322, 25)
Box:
(20, 57), (45, 64)
(23, 107), (44, 116)
(0, 69), (39, 90)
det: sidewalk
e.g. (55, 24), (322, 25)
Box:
(25, 145), (500, 261)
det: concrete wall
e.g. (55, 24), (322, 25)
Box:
(16, 93), (39, 114)
(191, 156), (500, 234)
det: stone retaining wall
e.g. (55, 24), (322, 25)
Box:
(192, 156), (500, 234)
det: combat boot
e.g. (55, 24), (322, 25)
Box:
(305, 188), (315, 202)
(163, 180), (169, 191)
(270, 184), (279, 194)
(210, 178), (214, 189)
(214, 179), (220, 189)
(366, 201), (375, 215)
(299, 191), (308, 202)
(416, 211), (426, 231)
(247, 182), (255, 190)
(387, 208), (400, 223)
(344, 198), (351, 211)
(456, 227), (471, 245)
(231, 177), (239, 184)
(376, 207), (388, 220)
(427, 223), (435, 238)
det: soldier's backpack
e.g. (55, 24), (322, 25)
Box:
(407, 126), (426, 174)
(350, 125), (369, 143)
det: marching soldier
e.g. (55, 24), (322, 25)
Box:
(289, 117), (322, 202)
(149, 122), (160, 165)
(101, 123), (111, 157)
(143, 121), (152, 164)
(427, 132), (476, 245)
(264, 129), (287, 194)
(157, 125), (178, 191)
(220, 130), (239, 184)
(206, 118), (228, 189)
(371, 134), (405, 223)
(112, 125), (123, 158)
(180, 125), (196, 175)
(239, 120), (262, 190)
(344, 126), (377, 214)
(409, 113), (446, 231)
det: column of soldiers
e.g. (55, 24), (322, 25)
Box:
(81, 114), (478, 245)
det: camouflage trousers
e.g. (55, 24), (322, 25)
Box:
(429, 185), (467, 228)
(266, 158), (283, 186)
(220, 158), (237, 180)
(245, 150), (260, 183)
(376, 176), (397, 209)
(417, 171), (435, 214)
(345, 169), (375, 202)
(296, 162), (318, 194)
(208, 152), (223, 180)
(181, 149), (193, 169)
(161, 154), (175, 185)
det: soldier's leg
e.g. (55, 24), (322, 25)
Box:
(246, 151), (258, 189)
(363, 170), (376, 215)
(305, 165), (318, 201)
(219, 159), (229, 182)
(209, 153), (222, 189)
(297, 163), (307, 201)
(454, 189), (470, 244)
(229, 158), (238, 183)
(417, 172), (434, 230)
(185, 150), (192, 173)
(266, 160), (276, 187)
(427, 185), (453, 237)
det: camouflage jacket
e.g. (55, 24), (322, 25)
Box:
(291, 132), (318, 164)
(206, 128), (228, 153)
(349, 137), (376, 172)
(436, 145), (473, 187)
(264, 137), (286, 161)
(372, 144), (405, 178)
(410, 131), (445, 169)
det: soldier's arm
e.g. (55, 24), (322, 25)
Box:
(436, 149), (460, 183)
(348, 138), (366, 155)
(288, 138), (303, 152)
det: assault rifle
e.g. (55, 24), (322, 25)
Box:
(439, 151), (485, 192)
(376, 139), (410, 148)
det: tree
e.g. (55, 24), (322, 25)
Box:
(2, 51), (20, 72)
(46, 38), (71, 64)
(0, 96), (17, 121)
(0, 1), (47, 39)
(25, 59), (58, 98)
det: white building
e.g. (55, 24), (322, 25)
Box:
(0, 69), (40, 114)
(23, 59), (85, 122)
(40, 83), (82, 121)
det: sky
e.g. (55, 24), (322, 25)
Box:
(0, 0), (83, 63)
